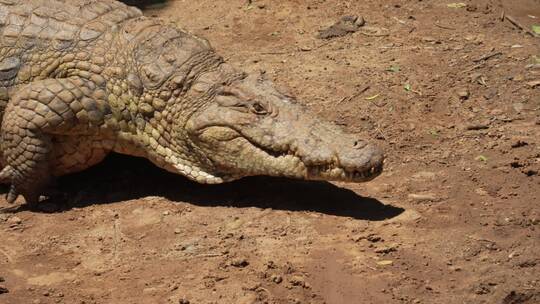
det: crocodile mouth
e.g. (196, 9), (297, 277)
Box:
(306, 162), (384, 182)
(193, 127), (383, 183)
(249, 139), (384, 182)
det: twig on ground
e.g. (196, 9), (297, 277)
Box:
(359, 31), (390, 37)
(465, 63), (485, 72)
(369, 99), (387, 108)
(305, 40), (333, 52)
(473, 51), (503, 63)
(358, 26), (390, 37)
(259, 50), (292, 55)
(467, 235), (496, 244)
(193, 253), (223, 258)
(504, 15), (537, 37)
(360, 262), (377, 271)
(393, 16), (406, 25)
(260, 41), (332, 55)
(337, 85), (370, 105)
(435, 23), (456, 30)
(375, 125), (388, 140)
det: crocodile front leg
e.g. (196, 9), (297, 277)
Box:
(0, 77), (110, 205)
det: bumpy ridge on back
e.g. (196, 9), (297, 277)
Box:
(0, 0), (141, 46)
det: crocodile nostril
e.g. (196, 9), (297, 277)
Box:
(353, 139), (367, 149)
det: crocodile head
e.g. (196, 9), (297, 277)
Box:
(183, 70), (384, 184)
(125, 21), (382, 185)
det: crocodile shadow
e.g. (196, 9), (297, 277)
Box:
(2, 154), (404, 221)
(118, 0), (170, 10)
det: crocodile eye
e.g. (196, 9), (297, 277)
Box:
(251, 102), (268, 115)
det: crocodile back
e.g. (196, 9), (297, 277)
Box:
(0, 0), (142, 119)
(0, 0), (141, 50)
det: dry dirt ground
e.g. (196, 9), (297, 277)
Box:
(1, 0), (540, 303)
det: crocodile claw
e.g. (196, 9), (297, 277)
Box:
(6, 185), (18, 204)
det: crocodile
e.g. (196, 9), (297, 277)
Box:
(0, 0), (384, 207)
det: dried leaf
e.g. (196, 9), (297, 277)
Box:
(476, 155), (488, 162)
(387, 65), (400, 72)
(365, 94), (380, 100)
(447, 3), (467, 8)
(404, 84), (412, 91)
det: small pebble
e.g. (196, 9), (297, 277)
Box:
(411, 171), (437, 180)
(465, 121), (490, 130)
(289, 276), (306, 287)
(408, 193), (437, 202)
(271, 274), (283, 284)
(367, 235), (382, 243)
(377, 260), (394, 266)
(375, 244), (398, 254)
(449, 266), (462, 272)
(230, 258), (249, 268)
(7, 216), (22, 225)
(511, 140), (528, 148)
(457, 89), (470, 100)
(526, 80), (540, 88)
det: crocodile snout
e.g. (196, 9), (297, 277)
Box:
(293, 130), (384, 182)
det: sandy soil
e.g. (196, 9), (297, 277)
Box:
(1, 0), (539, 303)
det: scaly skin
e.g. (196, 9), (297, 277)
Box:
(0, 0), (384, 207)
